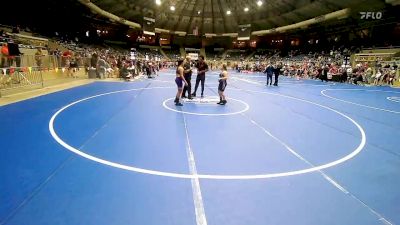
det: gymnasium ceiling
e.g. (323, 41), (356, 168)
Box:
(89, 0), (387, 34)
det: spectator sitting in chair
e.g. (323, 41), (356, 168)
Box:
(35, 48), (44, 69)
(373, 69), (382, 86)
(365, 67), (373, 84)
(120, 62), (133, 81)
(144, 62), (152, 78)
(388, 69), (396, 86)
(353, 69), (364, 85)
(381, 69), (390, 85)
(69, 56), (79, 78)
(97, 56), (109, 79)
(340, 67), (348, 83)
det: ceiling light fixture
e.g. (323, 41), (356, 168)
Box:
(155, 0), (161, 5)
(170, 5), (175, 11)
(226, 10), (231, 15)
(244, 7), (249, 12)
(257, 0), (263, 6)
(198, 10), (201, 14)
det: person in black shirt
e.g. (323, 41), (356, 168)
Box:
(7, 42), (22, 68)
(182, 56), (193, 99)
(316, 67), (322, 80)
(341, 68), (348, 83)
(321, 65), (329, 82)
(264, 63), (274, 86)
(145, 62), (152, 78)
(192, 55), (208, 98)
(90, 53), (98, 68)
(273, 62), (282, 86)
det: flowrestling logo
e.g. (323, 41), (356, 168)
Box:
(360, 12), (383, 19)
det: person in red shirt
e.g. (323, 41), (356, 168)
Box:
(62, 50), (72, 58)
(1, 43), (9, 69)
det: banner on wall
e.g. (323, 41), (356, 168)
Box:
(188, 53), (199, 60)
(143, 17), (155, 36)
(238, 24), (251, 41)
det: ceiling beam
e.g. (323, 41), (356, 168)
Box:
(184, 0), (201, 34)
(246, 0), (255, 26)
(317, 0), (342, 11)
(211, 0), (215, 33)
(253, 0), (311, 26)
(172, 0), (193, 31)
(216, 0), (227, 33)
(199, 0), (206, 34)
(154, 0), (177, 29)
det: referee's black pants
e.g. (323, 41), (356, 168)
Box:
(183, 74), (192, 97)
(274, 74), (279, 86)
(267, 74), (273, 85)
(193, 74), (205, 96)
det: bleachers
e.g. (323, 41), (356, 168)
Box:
(163, 48), (181, 60)
(135, 48), (163, 60)
(224, 50), (252, 61)
(205, 48), (225, 61)
(0, 23), (398, 91)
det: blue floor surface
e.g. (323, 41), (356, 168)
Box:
(1, 70), (399, 225)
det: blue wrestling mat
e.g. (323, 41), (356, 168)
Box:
(1, 69), (399, 225)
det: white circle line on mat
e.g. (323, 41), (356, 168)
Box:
(387, 96), (400, 103)
(49, 87), (366, 180)
(162, 97), (249, 116)
(321, 89), (400, 114)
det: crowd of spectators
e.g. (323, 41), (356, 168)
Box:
(54, 46), (167, 80)
(229, 49), (399, 86)
(1, 26), (399, 87)
(0, 30), (174, 82)
(163, 48), (181, 60)
(225, 50), (253, 61)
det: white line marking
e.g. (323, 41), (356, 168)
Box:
(183, 96), (221, 105)
(49, 86), (366, 180)
(233, 75), (270, 78)
(163, 97), (249, 116)
(151, 79), (227, 88)
(245, 115), (392, 225)
(232, 77), (261, 85)
(386, 96), (400, 103)
(321, 174), (349, 194)
(249, 114), (353, 192)
(182, 114), (208, 225)
(321, 89), (400, 114)
(247, 115), (354, 192)
(160, 72), (221, 77)
(234, 77), (335, 87)
(379, 218), (394, 225)
(151, 78), (190, 83)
